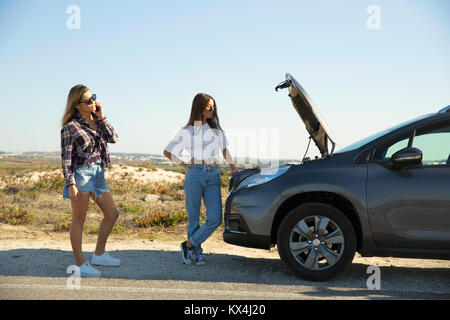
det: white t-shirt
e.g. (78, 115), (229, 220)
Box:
(164, 122), (229, 165)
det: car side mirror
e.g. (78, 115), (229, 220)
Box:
(391, 147), (422, 169)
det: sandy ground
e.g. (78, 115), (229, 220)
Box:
(10, 164), (184, 185)
(105, 164), (184, 184)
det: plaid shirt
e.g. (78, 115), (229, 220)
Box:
(61, 111), (118, 186)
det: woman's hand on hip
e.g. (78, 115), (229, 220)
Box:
(182, 162), (194, 169)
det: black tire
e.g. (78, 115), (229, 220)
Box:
(277, 202), (356, 281)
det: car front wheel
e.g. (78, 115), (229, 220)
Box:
(277, 203), (356, 281)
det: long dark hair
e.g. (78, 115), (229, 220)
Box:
(186, 93), (222, 131)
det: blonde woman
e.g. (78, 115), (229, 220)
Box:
(61, 84), (120, 278)
(163, 93), (238, 266)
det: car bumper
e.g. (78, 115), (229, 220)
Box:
(223, 189), (273, 249)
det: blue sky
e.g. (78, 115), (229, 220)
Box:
(0, 0), (449, 160)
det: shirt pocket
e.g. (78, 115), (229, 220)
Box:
(74, 133), (94, 155)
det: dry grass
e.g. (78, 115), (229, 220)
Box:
(0, 159), (231, 241)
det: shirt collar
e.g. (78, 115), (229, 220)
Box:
(74, 110), (86, 123)
(74, 110), (98, 127)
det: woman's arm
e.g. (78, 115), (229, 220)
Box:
(61, 126), (76, 186)
(95, 101), (118, 143)
(98, 117), (118, 143)
(222, 148), (238, 175)
(163, 149), (192, 168)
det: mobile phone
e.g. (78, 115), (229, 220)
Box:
(91, 105), (100, 119)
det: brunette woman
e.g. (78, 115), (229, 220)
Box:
(163, 93), (238, 266)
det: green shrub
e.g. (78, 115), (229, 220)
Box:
(87, 225), (99, 234)
(109, 180), (134, 195)
(161, 165), (186, 174)
(52, 213), (72, 232)
(134, 211), (187, 228)
(135, 162), (158, 171)
(0, 205), (34, 225)
(111, 225), (127, 234)
(33, 175), (65, 192)
(19, 189), (39, 200)
(147, 182), (183, 197)
(117, 202), (144, 214)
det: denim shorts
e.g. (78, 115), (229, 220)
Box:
(62, 160), (110, 200)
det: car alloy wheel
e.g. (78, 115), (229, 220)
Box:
(277, 203), (356, 281)
(289, 215), (344, 271)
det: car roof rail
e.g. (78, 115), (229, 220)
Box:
(438, 105), (450, 113)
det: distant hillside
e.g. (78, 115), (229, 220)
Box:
(0, 151), (301, 166)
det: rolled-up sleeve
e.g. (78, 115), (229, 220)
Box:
(98, 117), (118, 143)
(164, 128), (187, 157)
(61, 126), (76, 186)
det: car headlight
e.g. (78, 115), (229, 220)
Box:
(237, 165), (291, 190)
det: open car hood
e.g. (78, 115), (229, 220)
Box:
(276, 73), (337, 156)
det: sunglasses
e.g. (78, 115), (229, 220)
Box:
(79, 94), (96, 105)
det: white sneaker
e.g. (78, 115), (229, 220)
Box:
(79, 261), (101, 278)
(91, 252), (121, 267)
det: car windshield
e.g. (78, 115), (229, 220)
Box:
(335, 114), (432, 154)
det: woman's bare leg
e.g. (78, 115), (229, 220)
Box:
(93, 192), (119, 256)
(69, 192), (91, 266)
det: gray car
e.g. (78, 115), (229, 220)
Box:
(223, 73), (450, 281)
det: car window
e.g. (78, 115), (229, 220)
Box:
(371, 133), (411, 161)
(335, 114), (431, 154)
(372, 123), (450, 165)
(413, 126), (450, 166)
(384, 138), (409, 160)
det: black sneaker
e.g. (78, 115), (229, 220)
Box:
(180, 241), (192, 265)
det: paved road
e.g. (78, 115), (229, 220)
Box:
(0, 239), (449, 300)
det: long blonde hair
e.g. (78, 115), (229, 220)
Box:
(61, 84), (90, 127)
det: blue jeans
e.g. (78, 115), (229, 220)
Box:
(183, 164), (222, 255)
